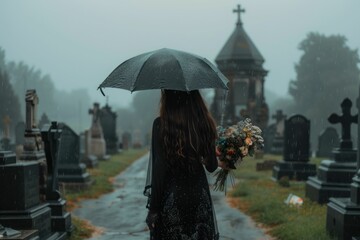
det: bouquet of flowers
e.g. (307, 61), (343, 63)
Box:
(213, 118), (264, 192)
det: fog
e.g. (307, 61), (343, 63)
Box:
(1, 0), (360, 108)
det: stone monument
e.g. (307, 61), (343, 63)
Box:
(306, 98), (358, 204)
(41, 122), (72, 235)
(316, 127), (340, 158)
(272, 114), (317, 181)
(80, 130), (98, 168)
(0, 151), (51, 239)
(57, 123), (93, 190)
(88, 103), (107, 160)
(100, 103), (118, 154)
(326, 95), (360, 239)
(19, 90), (47, 199)
(270, 110), (286, 154)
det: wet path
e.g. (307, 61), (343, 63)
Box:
(73, 154), (271, 240)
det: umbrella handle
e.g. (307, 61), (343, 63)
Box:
(98, 87), (105, 96)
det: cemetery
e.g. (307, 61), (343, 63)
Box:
(1, 2), (360, 240)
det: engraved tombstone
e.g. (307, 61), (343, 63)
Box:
(57, 123), (92, 189)
(0, 151), (52, 239)
(272, 114), (317, 181)
(100, 104), (118, 154)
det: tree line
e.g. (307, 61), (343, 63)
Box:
(0, 47), (92, 137)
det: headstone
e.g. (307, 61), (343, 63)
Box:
(100, 104), (118, 154)
(88, 103), (107, 160)
(263, 123), (276, 153)
(38, 113), (50, 130)
(272, 114), (317, 181)
(57, 123), (93, 190)
(80, 130), (98, 168)
(18, 90), (47, 199)
(122, 131), (131, 150)
(306, 98), (358, 204)
(326, 95), (360, 239)
(41, 122), (72, 234)
(0, 151), (50, 239)
(270, 110), (286, 154)
(316, 127), (340, 158)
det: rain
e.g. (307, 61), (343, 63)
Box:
(1, 1), (360, 240)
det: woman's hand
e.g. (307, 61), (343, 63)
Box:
(217, 159), (231, 170)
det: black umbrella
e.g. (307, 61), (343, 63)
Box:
(98, 48), (229, 94)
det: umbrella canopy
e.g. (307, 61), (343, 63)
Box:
(98, 48), (229, 93)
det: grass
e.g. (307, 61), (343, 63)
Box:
(228, 154), (335, 240)
(65, 149), (148, 240)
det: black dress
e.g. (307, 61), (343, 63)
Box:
(144, 118), (219, 240)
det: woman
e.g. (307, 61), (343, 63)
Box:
(144, 90), (220, 240)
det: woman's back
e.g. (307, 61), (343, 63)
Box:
(145, 90), (219, 240)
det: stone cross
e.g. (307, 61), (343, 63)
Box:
(2, 115), (11, 139)
(272, 110), (286, 124)
(25, 89), (39, 131)
(233, 4), (245, 26)
(328, 98), (358, 149)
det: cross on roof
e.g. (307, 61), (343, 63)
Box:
(328, 98), (358, 149)
(233, 4), (245, 26)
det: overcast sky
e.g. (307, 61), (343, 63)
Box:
(1, 0), (359, 108)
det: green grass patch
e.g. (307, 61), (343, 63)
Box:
(66, 149), (148, 240)
(229, 154), (335, 240)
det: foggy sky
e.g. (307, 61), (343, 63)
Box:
(1, 0), (360, 108)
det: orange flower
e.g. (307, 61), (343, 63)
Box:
(245, 137), (253, 146)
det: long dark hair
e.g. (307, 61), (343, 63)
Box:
(160, 90), (217, 171)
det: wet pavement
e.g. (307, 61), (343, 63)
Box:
(73, 154), (272, 240)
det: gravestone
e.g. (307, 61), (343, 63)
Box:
(0, 151), (51, 239)
(80, 130), (98, 168)
(270, 110), (286, 154)
(38, 113), (50, 130)
(18, 90), (47, 199)
(41, 122), (72, 235)
(316, 127), (340, 158)
(15, 122), (26, 159)
(88, 103), (107, 159)
(306, 98), (358, 204)
(122, 131), (131, 150)
(326, 95), (360, 239)
(57, 123), (93, 190)
(272, 114), (317, 181)
(263, 123), (276, 153)
(100, 104), (118, 154)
